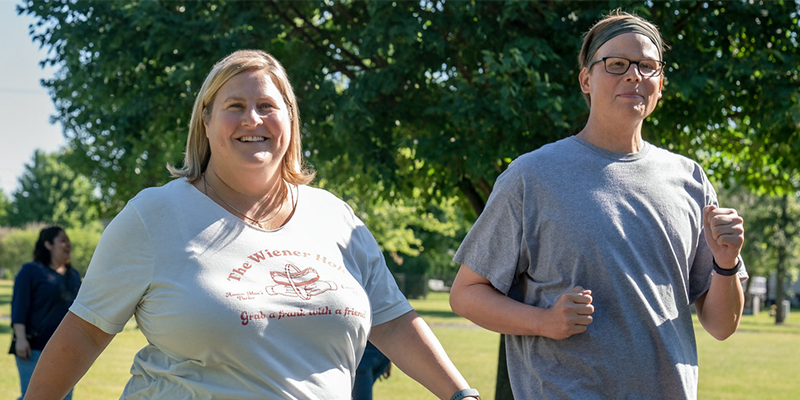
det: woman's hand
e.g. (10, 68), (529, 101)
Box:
(541, 286), (595, 340)
(13, 323), (31, 360)
(15, 335), (31, 360)
(703, 205), (745, 269)
(380, 363), (391, 380)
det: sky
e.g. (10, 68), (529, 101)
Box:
(0, 0), (65, 196)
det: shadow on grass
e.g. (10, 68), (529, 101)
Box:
(0, 292), (10, 309)
(737, 318), (800, 334)
(414, 309), (463, 320)
(0, 280), (12, 318)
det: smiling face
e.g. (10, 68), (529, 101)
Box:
(45, 230), (71, 268)
(579, 32), (664, 122)
(203, 69), (292, 179)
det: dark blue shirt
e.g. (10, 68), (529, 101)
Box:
(11, 262), (81, 350)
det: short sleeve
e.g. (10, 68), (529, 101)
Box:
(453, 167), (526, 294)
(351, 218), (413, 327)
(70, 202), (155, 334)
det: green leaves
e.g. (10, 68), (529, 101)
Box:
(8, 150), (99, 228)
(650, 1), (800, 193)
(16, 1), (800, 278)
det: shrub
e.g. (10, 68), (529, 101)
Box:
(0, 224), (43, 279)
(66, 222), (104, 276)
(0, 222), (103, 278)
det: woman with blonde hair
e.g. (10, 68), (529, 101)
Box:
(25, 49), (479, 400)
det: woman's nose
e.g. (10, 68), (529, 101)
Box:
(241, 107), (262, 127)
(624, 63), (643, 81)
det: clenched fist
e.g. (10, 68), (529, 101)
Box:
(542, 286), (595, 340)
(703, 205), (745, 270)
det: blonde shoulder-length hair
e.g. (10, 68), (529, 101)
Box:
(168, 49), (315, 185)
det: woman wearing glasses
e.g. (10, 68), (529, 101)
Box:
(450, 10), (746, 399)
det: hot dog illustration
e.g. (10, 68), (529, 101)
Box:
(265, 263), (337, 300)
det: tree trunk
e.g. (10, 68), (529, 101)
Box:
(459, 180), (514, 399)
(458, 178), (486, 217)
(495, 335), (513, 399)
(743, 278), (753, 311)
(775, 194), (788, 324)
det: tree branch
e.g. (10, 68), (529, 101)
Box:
(287, 2), (388, 72)
(266, 1), (357, 80)
(477, 177), (493, 200)
(458, 178), (485, 216)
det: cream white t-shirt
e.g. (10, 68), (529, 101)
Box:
(71, 179), (412, 400)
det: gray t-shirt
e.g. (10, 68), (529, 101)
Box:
(454, 136), (746, 400)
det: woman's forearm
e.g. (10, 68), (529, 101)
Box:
(13, 323), (27, 337)
(24, 312), (115, 400)
(696, 273), (744, 341)
(369, 311), (477, 400)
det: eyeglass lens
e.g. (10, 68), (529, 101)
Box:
(604, 57), (662, 76)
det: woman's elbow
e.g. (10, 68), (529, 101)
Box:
(700, 314), (741, 341)
(448, 284), (469, 318)
(708, 321), (740, 341)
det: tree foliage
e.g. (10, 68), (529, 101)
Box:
(721, 184), (800, 280)
(649, 2), (800, 195)
(720, 181), (800, 323)
(8, 150), (100, 228)
(19, 0), (800, 218)
(17, 0), (800, 291)
(0, 191), (10, 227)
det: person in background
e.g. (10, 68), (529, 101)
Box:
(450, 10), (745, 400)
(23, 49), (480, 400)
(11, 226), (81, 400)
(352, 341), (392, 400)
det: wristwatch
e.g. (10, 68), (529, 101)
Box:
(450, 388), (481, 400)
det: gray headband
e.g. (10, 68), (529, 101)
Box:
(586, 19), (663, 65)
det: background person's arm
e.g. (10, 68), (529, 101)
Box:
(449, 264), (594, 340)
(12, 323), (31, 360)
(23, 312), (115, 400)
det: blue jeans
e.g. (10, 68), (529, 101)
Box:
(352, 344), (390, 400)
(16, 350), (73, 400)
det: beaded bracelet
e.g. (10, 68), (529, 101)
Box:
(713, 257), (742, 276)
(450, 388), (481, 400)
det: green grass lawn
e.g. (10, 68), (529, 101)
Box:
(1, 281), (798, 399)
(695, 311), (800, 400)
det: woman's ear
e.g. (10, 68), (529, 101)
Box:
(202, 106), (212, 137)
(579, 68), (591, 95)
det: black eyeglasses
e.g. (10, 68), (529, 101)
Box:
(589, 57), (666, 77)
